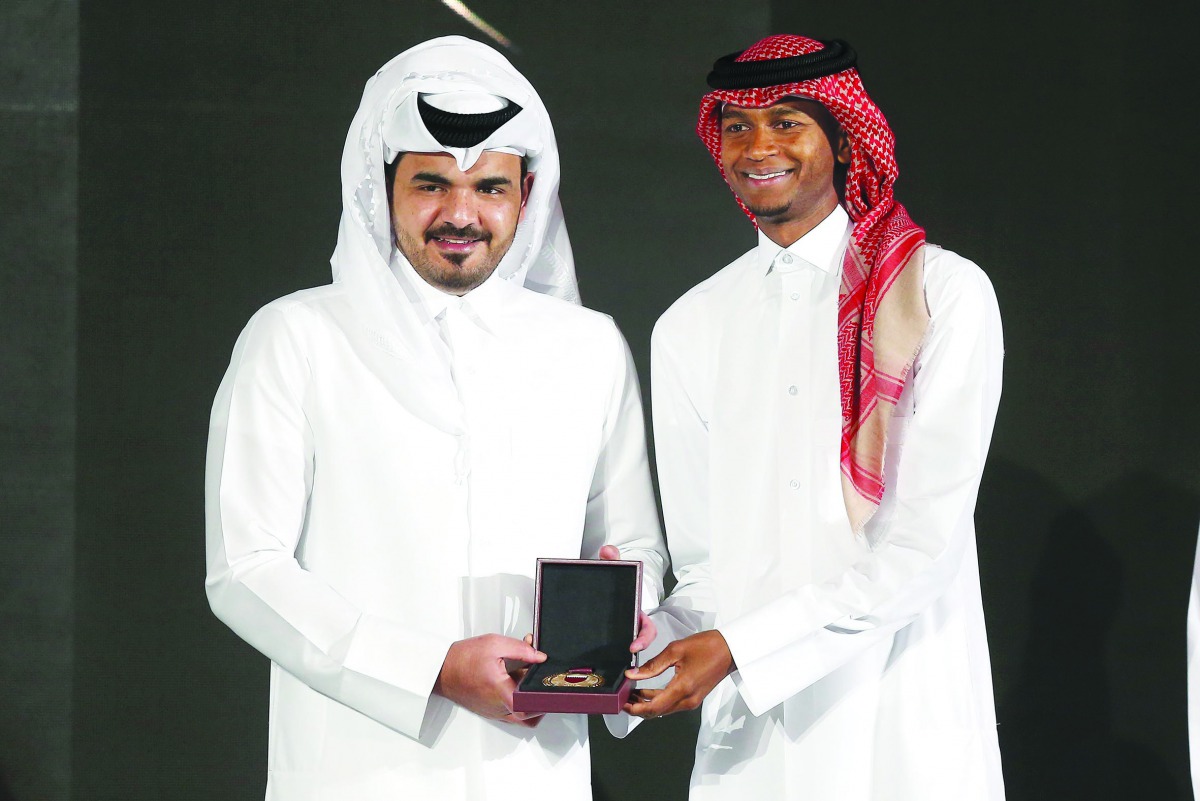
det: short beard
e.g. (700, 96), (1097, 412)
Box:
(396, 223), (510, 294)
(745, 199), (793, 220)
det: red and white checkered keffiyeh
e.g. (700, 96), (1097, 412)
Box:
(697, 34), (930, 532)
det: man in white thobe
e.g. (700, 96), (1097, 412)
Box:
(205, 37), (666, 800)
(625, 35), (1006, 800)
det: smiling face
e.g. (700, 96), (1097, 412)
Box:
(719, 98), (851, 246)
(389, 151), (533, 295)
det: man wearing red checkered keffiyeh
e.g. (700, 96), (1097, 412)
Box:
(623, 35), (1006, 800)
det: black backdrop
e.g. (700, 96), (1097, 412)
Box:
(9, 0), (1196, 799)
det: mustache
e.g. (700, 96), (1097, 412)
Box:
(424, 223), (490, 243)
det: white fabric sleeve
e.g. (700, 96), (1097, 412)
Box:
(719, 263), (1004, 715)
(205, 305), (455, 742)
(648, 308), (719, 646)
(587, 325), (669, 740)
(580, 324), (669, 607)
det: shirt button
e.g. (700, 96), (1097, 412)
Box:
(787, 385), (798, 396)
(789, 479), (800, 489)
(781, 253), (794, 264)
(790, 292), (800, 301)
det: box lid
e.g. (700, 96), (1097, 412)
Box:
(532, 558), (641, 666)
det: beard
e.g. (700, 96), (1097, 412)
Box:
(396, 222), (512, 294)
(743, 198), (793, 220)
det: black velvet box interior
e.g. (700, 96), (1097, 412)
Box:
(512, 558), (641, 715)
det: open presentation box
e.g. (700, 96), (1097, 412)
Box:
(512, 558), (642, 715)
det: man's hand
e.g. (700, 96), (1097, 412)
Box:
(622, 630), (733, 718)
(434, 634), (547, 726)
(598, 544), (656, 653)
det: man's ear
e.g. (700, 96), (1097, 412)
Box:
(518, 172), (535, 223)
(836, 130), (851, 166)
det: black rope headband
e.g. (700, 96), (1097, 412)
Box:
(706, 39), (857, 90)
(417, 94), (524, 148)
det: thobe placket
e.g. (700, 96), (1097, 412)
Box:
(772, 250), (826, 590)
(437, 300), (503, 640)
(436, 303), (477, 622)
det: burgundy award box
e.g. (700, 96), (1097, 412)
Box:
(512, 557), (642, 715)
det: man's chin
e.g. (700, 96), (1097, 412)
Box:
(436, 273), (488, 293)
(743, 200), (792, 219)
(427, 259), (497, 293)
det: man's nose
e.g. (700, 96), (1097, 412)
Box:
(745, 126), (777, 160)
(439, 189), (480, 227)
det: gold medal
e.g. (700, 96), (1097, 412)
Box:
(542, 667), (605, 688)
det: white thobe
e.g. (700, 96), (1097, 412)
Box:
(649, 205), (1006, 799)
(206, 264), (666, 800)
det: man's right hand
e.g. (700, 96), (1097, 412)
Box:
(434, 634), (547, 726)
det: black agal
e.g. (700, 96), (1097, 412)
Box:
(417, 94), (524, 148)
(706, 39), (857, 90)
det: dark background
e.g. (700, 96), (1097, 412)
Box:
(3, 1), (1198, 799)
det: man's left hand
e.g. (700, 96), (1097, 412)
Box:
(622, 630), (732, 718)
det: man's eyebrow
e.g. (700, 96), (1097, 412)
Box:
(769, 103), (816, 118)
(475, 176), (513, 189)
(410, 171), (451, 185)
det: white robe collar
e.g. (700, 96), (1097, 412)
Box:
(755, 204), (851, 276)
(392, 249), (513, 340)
